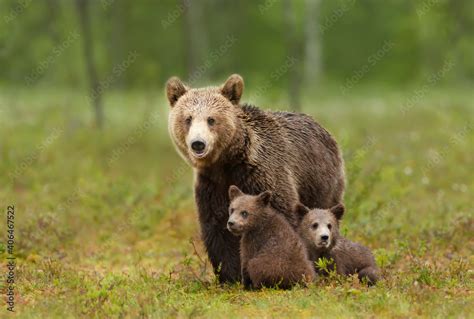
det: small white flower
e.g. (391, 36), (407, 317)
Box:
(422, 176), (430, 185)
(404, 166), (413, 176)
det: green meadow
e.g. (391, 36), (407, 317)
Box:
(0, 87), (472, 318)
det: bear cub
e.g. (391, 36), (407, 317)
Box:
(227, 185), (315, 289)
(297, 203), (380, 285)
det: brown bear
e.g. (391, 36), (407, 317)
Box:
(227, 185), (315, 289)
(296, 203), (380, 285)
(166, 74), (345, 283)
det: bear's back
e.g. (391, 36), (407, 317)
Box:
(240, 104), (339, 156)
(241, 211), (315, 287)
(240, 104), (344, 209)
(241, 212), (304, 261)
(330, 237), (377, 275)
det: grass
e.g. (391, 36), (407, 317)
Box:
(0, 87), (472, 318)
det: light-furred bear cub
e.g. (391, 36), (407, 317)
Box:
(227, 185), (315, 289)
(296, 203), (380, 285)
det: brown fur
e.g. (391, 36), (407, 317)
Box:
(166, 74), (345, 283)
(228, 186), (315, 289)
(296, 204), (380, 285)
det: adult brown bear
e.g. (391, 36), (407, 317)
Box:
(166, 74), (345, 283)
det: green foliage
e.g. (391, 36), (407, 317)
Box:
(0, 0), (472, 90)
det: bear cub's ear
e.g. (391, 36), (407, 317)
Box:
(330, 203), (345, 220)
(166, 77), (188, 107)
(257, 191), (272, 206)
(228, 185), (244, 201)
(221, 74), (244, 105)
(295, 203), (309, 222)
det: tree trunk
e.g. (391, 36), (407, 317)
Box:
(304, 0), (322, 86)
(446, 0), (469, 81)
(76, 0), (104, 129)
(108, 0), (125, 89)
(46, 0), (61, 46)
(283, 0), (302, 112)
(182, 0), (208, 84)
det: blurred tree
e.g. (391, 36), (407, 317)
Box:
(283, 0), (302, 111)
(107, 0), (125, 89)
(446, 0), (474, 80)
(0, 0), (472, 91)
(183, 0), (208, 83)
(304, 0), (322, 86)
(46, 0), (61, 46)
(75, 0), (103, 129)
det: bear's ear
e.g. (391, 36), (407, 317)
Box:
(330, 203), (345, 220)
(228, 185), (244, 201)
(221, 74), (244, 105)
(257, 191), (272, 206)
(166, 76), (188, 107)
(295, 203), (309, 222)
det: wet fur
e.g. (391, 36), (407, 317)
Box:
(167, 75), (345, 282)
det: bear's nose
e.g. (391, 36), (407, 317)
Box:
(321, 235), (329, 241)
(227, 221), (235, 227)
(191, 140), (206, 152)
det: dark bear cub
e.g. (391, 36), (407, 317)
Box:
(296, 203), (380, 285)
(227, 186), (315, 289)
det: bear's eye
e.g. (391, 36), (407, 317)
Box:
(241, 211), (248, 218)
(185, 116), (192, 125)
(207, 117), (215, 126)
(312, 223), (318, 230)
(328, 224), (332, 230)
(229, 208), (234, 215)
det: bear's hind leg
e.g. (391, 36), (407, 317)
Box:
(358, 266), (380, 286)
(247, 256), (293, 289)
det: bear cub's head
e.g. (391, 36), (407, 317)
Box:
(166, 74), (244, 168)
(296, 203), (345, 252)
(227, 185), (272, 236)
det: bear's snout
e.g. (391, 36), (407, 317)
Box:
(227, 219), (241, 235)
(191, 139), (206, 153)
